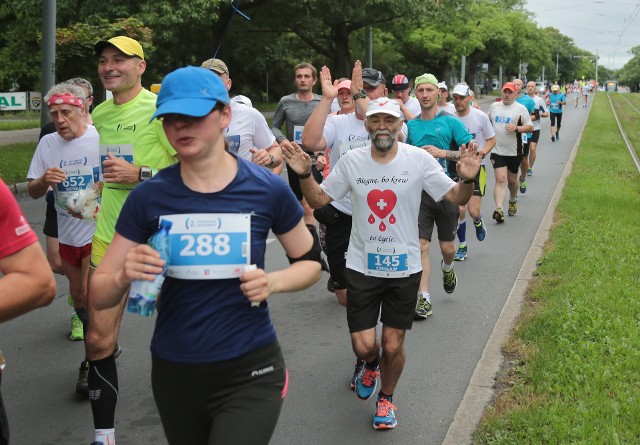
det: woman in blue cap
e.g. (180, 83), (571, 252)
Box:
(89, 66), (322, 444)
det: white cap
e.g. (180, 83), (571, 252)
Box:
(452, 84), (471, 96)
(437, 81), (448, 90)
(232, 95), (253, 107)
(365, 98), (402, 118)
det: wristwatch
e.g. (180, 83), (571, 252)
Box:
(352, 89), (367, 101)
(139, 166), (153, 181)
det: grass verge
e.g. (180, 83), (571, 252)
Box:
(0, 142), (37, 184)
(473, 93), (640, 444)
(0, 120), (40, 130)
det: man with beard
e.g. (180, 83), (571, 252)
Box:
(283, 96), (480, 430)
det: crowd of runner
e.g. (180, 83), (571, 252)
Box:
(0, 35), (593, 444)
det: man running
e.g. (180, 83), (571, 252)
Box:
(283, 96), (481, 430)
(524, 81), (548, 177)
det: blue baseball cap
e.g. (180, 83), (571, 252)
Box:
(151, 66), (230, 122)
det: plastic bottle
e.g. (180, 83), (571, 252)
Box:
(126, 219), (173, 316)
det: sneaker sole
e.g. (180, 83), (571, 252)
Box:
(374, 422), (397, 430)
(454, 256), (466, 262)
(69, 334), (84, 341)
(414, 311), (431, 320)
(492, 210), (504, 224)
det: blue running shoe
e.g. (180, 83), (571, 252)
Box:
(355, 365), (379, 400)
(474, 217), (487, 241)
(454, 244), (467, 261)
(527, 168), (533, 176)
(374, 396), (398, 430)
(555, 131), (559, 141)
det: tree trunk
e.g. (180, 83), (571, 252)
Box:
(332, 23), (351, 79)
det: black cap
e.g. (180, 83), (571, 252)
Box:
(362, 68), (386, 87)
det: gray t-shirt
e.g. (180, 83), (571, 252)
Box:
(270, 93), (322, 149)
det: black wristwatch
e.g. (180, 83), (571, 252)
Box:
(352, 89), (367, 101)
(462, 178), (475, 184)
(139, 166), (152, 181)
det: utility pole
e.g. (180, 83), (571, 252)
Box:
(555, 53), (559, 80)
(366, 27), (373, 68)
(41, 0), (56, 127)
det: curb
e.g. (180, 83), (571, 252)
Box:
(442, 104), (590, 444)
(8, 181), (29, 196)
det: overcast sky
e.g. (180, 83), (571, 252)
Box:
(525, 0), (640, 70)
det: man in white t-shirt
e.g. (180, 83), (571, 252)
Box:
(27, 82), (100, 395)
(487, 82), (534, 222)
(284, 96), (481, 431)
(452, 83), (496, 261)
(201, 58), (281, 170)
(391, 74), (420, 121)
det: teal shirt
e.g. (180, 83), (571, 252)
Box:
(406, 110), (472, 178)
(516, 95), (535, 137)
(549, 92), (566, 114)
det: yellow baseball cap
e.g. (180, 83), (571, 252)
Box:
(94, 36), (144, 59)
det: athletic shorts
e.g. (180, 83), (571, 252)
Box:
(152, 341), (286, 445)
(90, 236), (109, 269)
(522, 141), (530, 157)
(550, 112), (562, 128)
(471, 165), (486, 197)
(529, 129), (540, 144)
(43, 190), (58, 238)
(323, 206), (352, 290)
(0, 375), (8, 445)
(490, 153), (522, 174)
(418, 191), (459, 242)
(286, 152), (323, 201)
(344, 268), (421, 332)
(59, 242), (92, 268)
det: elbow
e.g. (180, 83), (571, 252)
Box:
(37, 275), (57, 308)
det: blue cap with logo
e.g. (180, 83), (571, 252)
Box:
(151, 66), (230, 122)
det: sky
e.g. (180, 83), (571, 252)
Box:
(524, 0), (640, 70)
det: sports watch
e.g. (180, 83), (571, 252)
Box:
(139, 166), (153, 181)
(352, 89), (367, 101)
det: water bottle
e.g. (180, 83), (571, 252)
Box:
(126, 219), (173, 316)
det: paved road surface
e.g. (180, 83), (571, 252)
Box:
(0, 100), (588, 444)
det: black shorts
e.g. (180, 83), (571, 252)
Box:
(344, 268), (421, 332)
(323, 206), (352, 290)
(43, 190), (58, 238)
(418, 191), (459, 242)
(152, 341), (286, 445)
(286, 152), (323, 201)
(0, 375), (8, 445)
(550, 112), (563, 128)
(529, 129), (540, 144)
(490, 153), (522, 174)
(522, 141), (530, 157)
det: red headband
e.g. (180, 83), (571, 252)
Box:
(47, 93), (84, 108)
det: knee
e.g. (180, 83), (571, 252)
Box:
(352, 335), (376, 359)
(380, 336), (403, 358)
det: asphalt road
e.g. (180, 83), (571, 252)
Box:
(0, 100), (588, 444)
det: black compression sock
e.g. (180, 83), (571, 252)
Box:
(88, 355), (118, 429)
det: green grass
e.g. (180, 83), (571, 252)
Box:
(0, 119), (40, 130)
(0, 142), (37, 184)
(474, 93), (640, 444)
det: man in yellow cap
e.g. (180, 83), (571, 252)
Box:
(85, 35), (177, 445)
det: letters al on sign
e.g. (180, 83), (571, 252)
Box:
(0, 92), (27, 111)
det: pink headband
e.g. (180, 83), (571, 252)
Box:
(47, 93), (84, 108)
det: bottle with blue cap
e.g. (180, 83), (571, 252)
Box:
(126, 219), (172, 316)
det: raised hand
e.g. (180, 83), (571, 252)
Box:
(320, 66), (338, 100)
(456, 142), (482, 181)
(281, 141), (313, 175)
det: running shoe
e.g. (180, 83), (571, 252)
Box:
(76, 361), (89, 394)
(350, 360), (365, 390)
(454, 245), (467, 261)
(508, 201), (518, 217)
(414, 295), (432, 319)
(442, 260), (457, 294)
(70, 313), (84, 341)
(67, 293), (74, 306)
(527, 168), (533, 176)
(474, 217), (487, 241)
(519, 180), (527, 194)
(492, 207), (505, 224)
(373, 396), (398, 430)
(555, 131), (560, 141)
(355, 364), (380, 400)
(551, 136), (555, 142)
